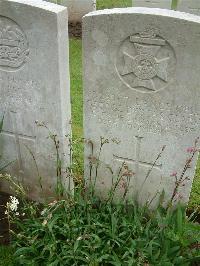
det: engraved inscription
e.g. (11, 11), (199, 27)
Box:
(2, 111), (36, 176)
(116, 28), (176, 93)
(0, 16), (29, 71)
(86, 91), (200, 136)
(0, 76), (42, 112)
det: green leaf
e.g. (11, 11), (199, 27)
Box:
(176, 205), (183, 234)
(73, 239), (80, 253)
(0, 115), (4, 132)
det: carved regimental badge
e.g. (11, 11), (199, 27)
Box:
(116, 29), (176, 93)
(0, 16), (29, 71)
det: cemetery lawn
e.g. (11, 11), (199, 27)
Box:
(96, 0), (178, 10)
(189, 159), (200, 210)
(97, 0), (131, 9)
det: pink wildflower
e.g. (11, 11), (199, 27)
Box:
(186, 147), (197, 153)
(119, 178), (127, 190)
(170, 171), (177, 177)
(177, 193), (183, 200)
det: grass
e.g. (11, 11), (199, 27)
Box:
(97, 0), (179, 10)
(189, 159), (200, 210)
(0, 246), (13, 266)
(96, 0), (179, 10)
(69, 39), (84, 175)
(97, 0), (131, 9)
(70, 39), (83, 140)
(8, 198), (200, 265)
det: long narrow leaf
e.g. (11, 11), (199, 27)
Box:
(0, 115), (4, 132)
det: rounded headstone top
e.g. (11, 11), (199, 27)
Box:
(83, 7), (200, 23)
(7, 0), (67, 13)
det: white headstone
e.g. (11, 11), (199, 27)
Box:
(46, 0), (96, 22)
(83, 8), (200, 207)
(177, 0), (200, 16)
(0, 0), (72, 201)
(133, 0), (171, 9)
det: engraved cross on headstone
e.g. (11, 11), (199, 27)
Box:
(113, 136), (162, 180)
(2, 111), (36, 177)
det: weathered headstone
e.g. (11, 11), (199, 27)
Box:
(83, 8), (200, 206)
(0, 0), (72, 201)
(177, 0), (200, 16)
(133, 0), (171, 9)
(46, 0), (96, 22)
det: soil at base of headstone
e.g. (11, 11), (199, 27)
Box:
(0, 192), (10, 245)
(69, 22), (82, 39)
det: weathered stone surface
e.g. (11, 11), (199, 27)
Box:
(133, 0), (171, 9)
(177, 0), (200, 16)
(0, 0), (72, 201)
(83, 8), (200, 206)
(47, 0), (96, 22)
